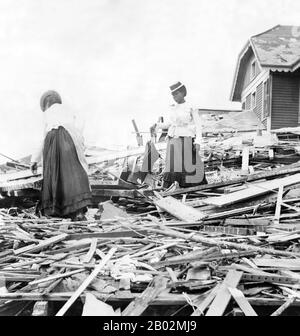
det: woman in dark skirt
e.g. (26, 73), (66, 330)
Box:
(157, 82), (207, 189)
(31, 90), (92, 220)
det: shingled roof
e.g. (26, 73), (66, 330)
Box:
(252, 25), (300, 69)
(230, 25), (300, 101)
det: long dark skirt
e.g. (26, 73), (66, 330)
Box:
(40, 126), (92, 217)
(163, 136), (207, 188)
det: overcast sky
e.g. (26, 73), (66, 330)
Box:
(0, 0), (300, 163)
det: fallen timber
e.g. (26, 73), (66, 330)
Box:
(2, 143), (300, 316)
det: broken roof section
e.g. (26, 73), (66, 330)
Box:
(231, 25), (300, 101)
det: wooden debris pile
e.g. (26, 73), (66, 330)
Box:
(1, 159), (300, 316)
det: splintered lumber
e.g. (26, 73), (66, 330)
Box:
(153, 247), (220, 268)
(191, 284), (221, 316)
(253, 259), (300, 270)
(206, 270), (243, 316)
(224, 218), (270, 227)
(98, 201), (130, 220)
(66, 230), (149, 240)
(141, 226), (300, 258)
(270, 296), (297, 316)
(154, 196), (206, 222)
(55, 247), (117, 316)
(82, 239), (97, 263)
(162, 164), (300, 197)
(13, 234), (68, 255)
(28, 269), (86, 287)
(204, 173), (300, 207)
(227, 287), (257, 316)
(122, 276), (168, 316)
(274, 186), (284, 223)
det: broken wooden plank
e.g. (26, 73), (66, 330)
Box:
(92, 189), (140, 199)
(191, 284), (221, 316)
(274, 185), (284, 224)
(203, 173), (300, 207)
(55, 247), (116, 316)
(253, 259), (300, 270)
(14, 234), (68, 255)
(227, 287), (257, 316)
(154, 196), (207, 222)
(224, 218), (271, 227)
(270, 296), (297, 316)
(206, 270), (243, 316)
(162, 164), (300, 197)
(201, 225), (254, 236)
(66, 230), (149, 241)
(81, 239), (97, 263)
(122, 276), (168, 316)
(152, 247), (220, 268)
(29, 269), (86, 287)
(142, 226), (300, 258)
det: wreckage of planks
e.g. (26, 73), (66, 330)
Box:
(2, 160), (300, 316)
(2, 139), (300, 316)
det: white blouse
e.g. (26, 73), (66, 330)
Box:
(167, 102), (196, 138)
(31, 104), (88, 174)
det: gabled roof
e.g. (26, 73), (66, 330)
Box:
(230, 25), (300, 102)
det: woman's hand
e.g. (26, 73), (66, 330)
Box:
(30, 162), (38, 174)
(195, 143), (200, 153)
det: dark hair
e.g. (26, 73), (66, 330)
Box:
(40, 90), (62, 111)
(44, 95), (61, 110)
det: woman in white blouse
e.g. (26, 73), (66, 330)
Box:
(157, 82), (207, 188)
(30, 90), (92, 220)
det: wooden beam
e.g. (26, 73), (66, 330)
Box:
(162, 164), (300, 197)
(14, 234), (68, 255)
(206, 270), (243, 316)
(191, 284), (221, 316)
(274, 185), (284, 224)
(270, 296), (297, 316)
(203, 173), (300, 207)
(227, 287), (257, 316)
(154, 196), (207, 222)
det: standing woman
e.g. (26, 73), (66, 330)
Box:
(30, 90), (92, 221)
(157, 82), (207, 188)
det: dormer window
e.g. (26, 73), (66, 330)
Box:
(251, 60), (257, 80)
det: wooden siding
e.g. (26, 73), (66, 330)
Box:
(254, 82), (263, 121)
(243, 53), (261, 91)
(271, 72), (300, 129)
(245, 94), (251, 110)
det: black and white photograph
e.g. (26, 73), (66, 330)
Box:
(1, 0), (300, 321)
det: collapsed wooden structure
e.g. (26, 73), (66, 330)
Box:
(1, 126), (300, 316)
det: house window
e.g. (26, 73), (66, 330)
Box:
(251, 61), (257, 80)
(263, 79), (270, 119)
(251, 91), (256, 109)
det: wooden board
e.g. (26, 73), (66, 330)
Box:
(191, 284), (221, 316)
(206, 270), (243, 316)
(154, 196), (207, 222)
(13, 234), (68, 255)
(253, 259), (300, 270)
(203, 173), (300, 207)
(227, 287), (257, 316)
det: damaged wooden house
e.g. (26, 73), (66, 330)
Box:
(231, 25), (300, 131)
